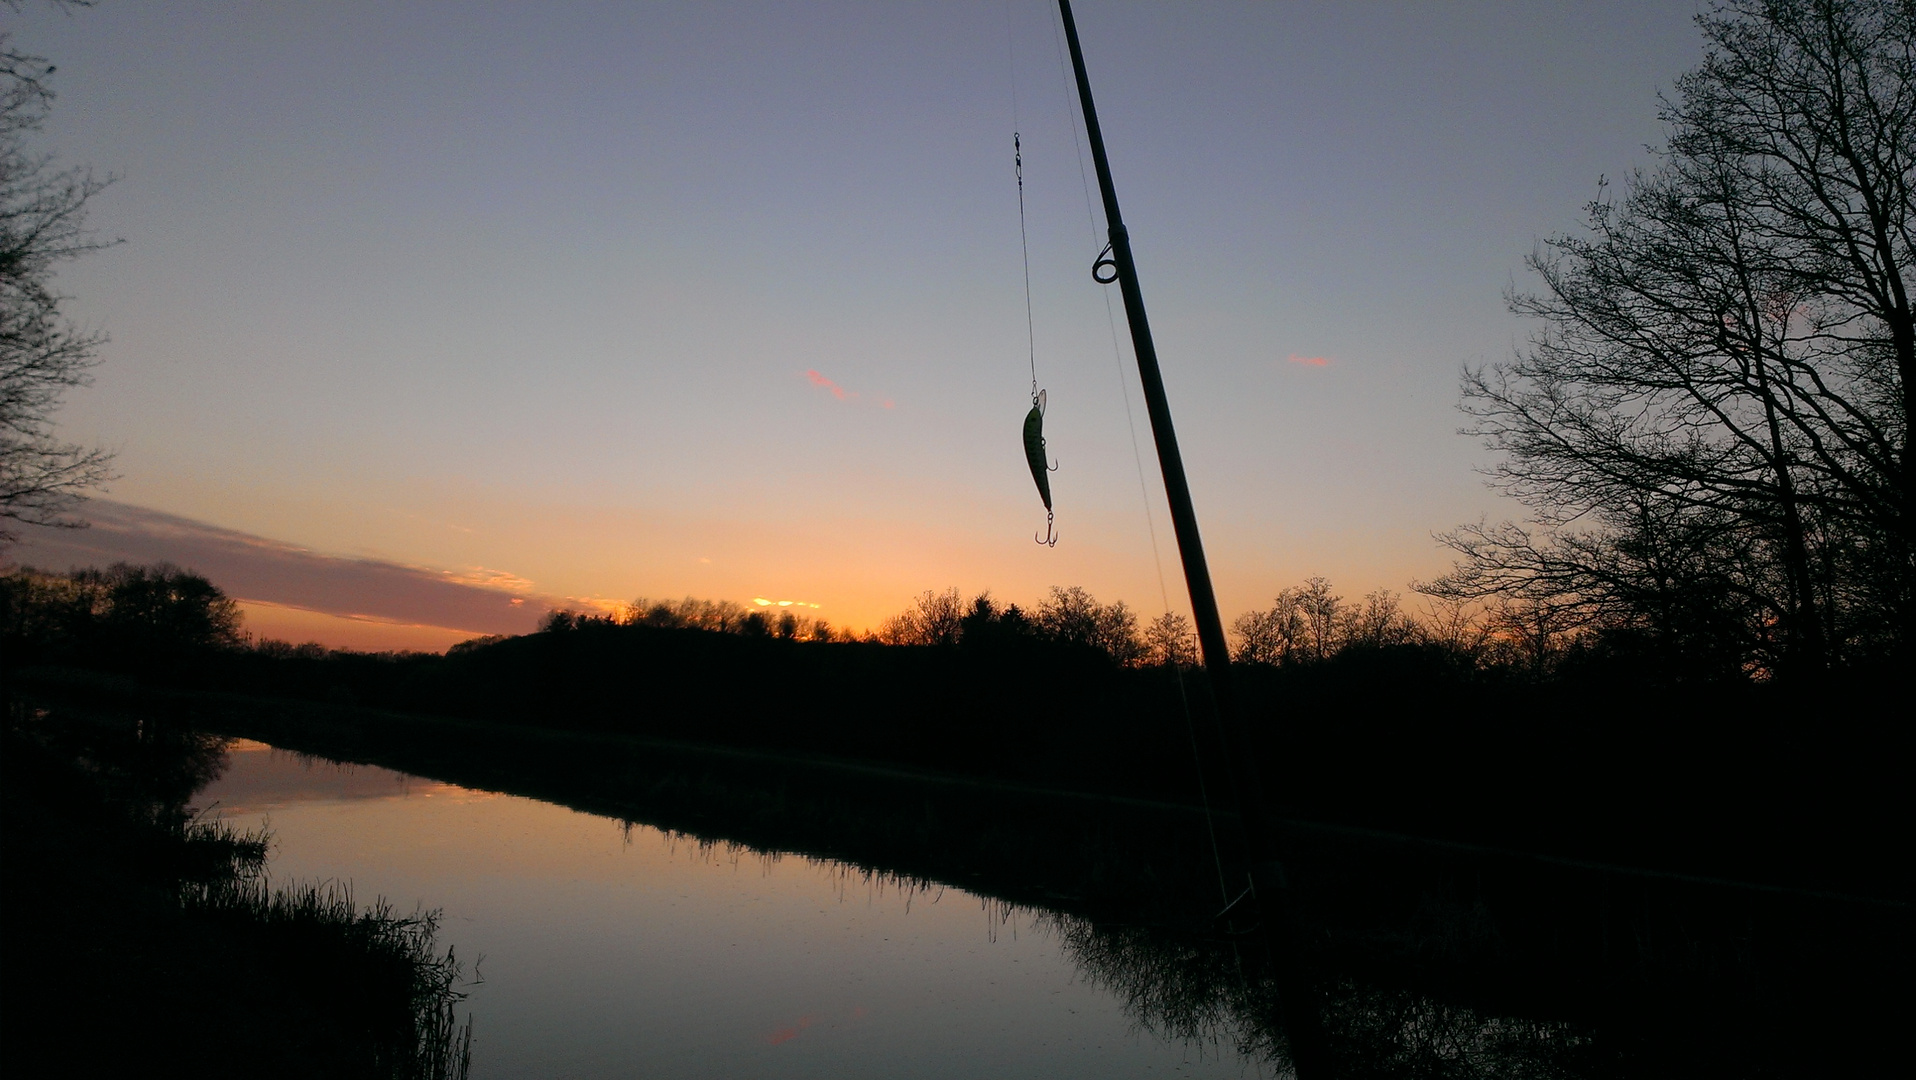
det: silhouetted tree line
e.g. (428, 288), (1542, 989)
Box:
(559, 580), (1586, 680)
(874, 586), (1147, 660)
(1, 563), (242, 669)
(535, 586), (1169, 662)
(4, 558), (1907, 894)
(537, 595), (844, 643)
(860, 578), (1730, 685)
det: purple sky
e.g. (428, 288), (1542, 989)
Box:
(6, 1), (1707, 644)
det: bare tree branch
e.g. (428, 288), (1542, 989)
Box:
(0, 27), (117, 542)
(1431, 0), (1914, 676)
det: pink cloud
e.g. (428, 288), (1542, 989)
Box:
(804, 369), (851, 401)
(765, 1015), (815, 1045)
(804, 369), (896, 408)
(1288, 354), (1330, 367)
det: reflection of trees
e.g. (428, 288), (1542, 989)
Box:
(1314, 982), (1594, 1080)
(1047, 916), (1603, 1080)
(9, 699), (235, 827)
(187, 706), (1891, 1079)
(1045, 917), (1291, 1067)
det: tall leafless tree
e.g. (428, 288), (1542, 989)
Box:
(1427, 0), (1913, 676)
(1, 20), (114, 542)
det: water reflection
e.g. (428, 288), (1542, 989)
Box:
(194, 740), (1273, 1079)
(199, 738), (468, 810)
(1047, 919), (1289, 1065)
(193, 738), (1903, 1080)
(1046, 919), (1607, 1080)
(1312, 983), (1591, 1079)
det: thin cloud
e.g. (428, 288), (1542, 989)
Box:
(804, 369), (851, 400)
(445, 567), (537, 594)
(803, 369), (894, 408)
(1288, 353), (1331, 367)
(765, 1015), (815, 1045)
(4, 499), (548, 637)
(238, 598), (485, 636)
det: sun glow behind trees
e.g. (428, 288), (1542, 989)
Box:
(2, 2), (1715, 633)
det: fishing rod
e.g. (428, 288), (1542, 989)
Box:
(1052, 3), (1326, 1069)
(1053, 0), (1270, 859)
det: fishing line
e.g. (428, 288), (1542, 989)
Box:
(1012, 5), (1059, 547)
(1043, 13), (1269, 1071)
(1016, 136), (1038, 401)
(1046, 6), (1169, 613)
(1047, 2), (1230, 910)
(1006, 0), (1021, 125)
(1008, 0), (1039, 403)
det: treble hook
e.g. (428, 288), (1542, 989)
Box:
(1035, 509), (1058, 547)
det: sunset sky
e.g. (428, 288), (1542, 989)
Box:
(6, 1), (1706, 649)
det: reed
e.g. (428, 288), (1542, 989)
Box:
(1, 697), (474, 1080)
(183, 877), (474, 1080)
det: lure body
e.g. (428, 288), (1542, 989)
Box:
(1023, 390), (1052, 510)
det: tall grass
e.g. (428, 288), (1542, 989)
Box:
(2, 697), (474, 1079)
(182, 874), (474, 1080)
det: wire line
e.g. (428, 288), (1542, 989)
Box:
(1016, 134), (1038, 400)
(1009, 2), (1038, 401)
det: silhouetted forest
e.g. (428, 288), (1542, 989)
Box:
(3, 563), (1906, 899)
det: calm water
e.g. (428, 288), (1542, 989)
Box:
(193, 739), (1270, 1079)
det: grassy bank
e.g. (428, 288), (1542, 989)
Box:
(0, 691), (472, 1079)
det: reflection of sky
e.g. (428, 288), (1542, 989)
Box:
(11, 2), (1704, 644)
(194, 739), (475, 813)
(193, 739), (1263, 1077)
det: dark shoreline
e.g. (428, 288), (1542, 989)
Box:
(122, 617), (1916, 901)
(14, 667), (1908, 1077)
(0, 687), (473, 1079)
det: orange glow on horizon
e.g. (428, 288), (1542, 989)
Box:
(235, 599), (492, 653)
(20, 497), (1456, 657)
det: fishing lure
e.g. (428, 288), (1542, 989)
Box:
(1025, 389), (1058, 546)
